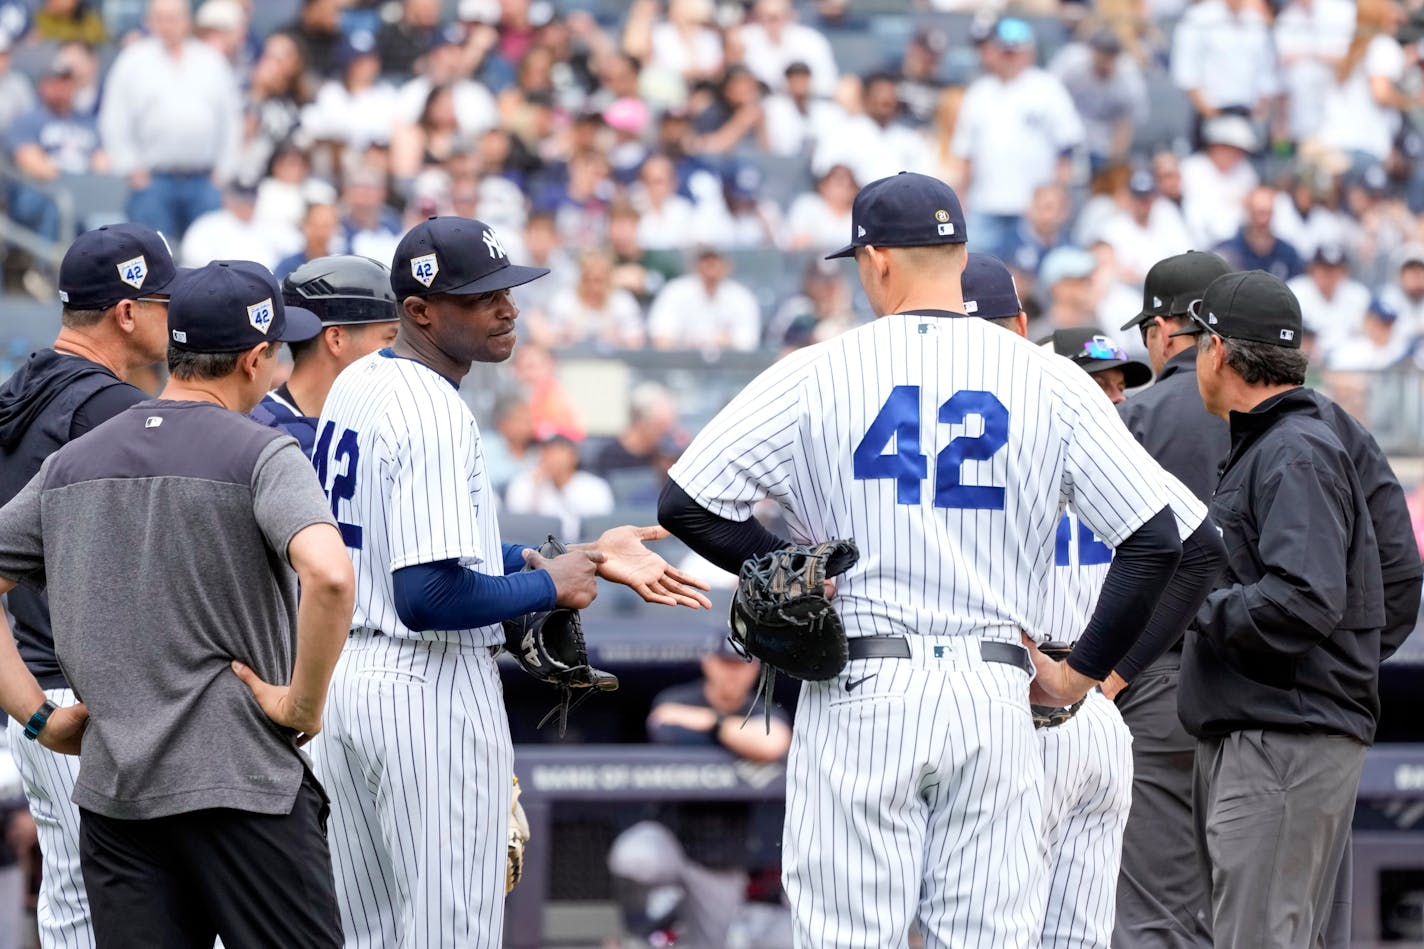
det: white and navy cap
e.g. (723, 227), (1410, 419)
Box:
(826, 172), (968, 259)
(960, 253), (1022, 318)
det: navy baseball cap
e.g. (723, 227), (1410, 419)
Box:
(1045, 328), (1152, 388)
(168, 260), (323, 352)
(961, 253), (1022, 318)
(1168, 270), (1303, 349)
(1122, 250), (1233, 330)
(826, 172), (967, 259)
(391, 216), (549, 299)
(58, 223), (182, 309)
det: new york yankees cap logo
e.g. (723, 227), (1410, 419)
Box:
(391, 216), (549, 299)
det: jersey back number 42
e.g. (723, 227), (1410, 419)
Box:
(853, 386), (1009, 510)
(314, 420), (363, 549)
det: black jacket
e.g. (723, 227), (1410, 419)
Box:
(0, 349), (144, 687)
(1118, 348), (1231, 505)
(1179, 388), (1385, 744)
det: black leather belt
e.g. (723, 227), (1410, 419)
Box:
(847, 635), (1033, 675)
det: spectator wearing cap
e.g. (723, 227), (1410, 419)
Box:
(376, 0), (442, 76)
(1216, 186), (1306, 282)
(648, 248), (761, 351)
(950, 17), (1085, 262)
(1325, 297), (1411, 371)
(6, 57), (107, 243)
(1099, 169), (1193, 288)
(1036, 246), (1102, 335)
(181, 181), (299, 271)
(1109, 250), (1229, 949)
(1049, 27), (1149, 174)
(393, 24), (498, 140)
(1174, 271), (1388, 949)
(1046, 328), (1152, 405)
(607, 632), (791, 948)
(301, 31), (398, 151)
(32, 0), (105, 46)
(1287, 244), (1371, 359)
(814, 72), (927, 189)
(538, 249), (645, 351)
(605, 97), (652, 179)
(1318, 0), (1417, 169)
(892, 27), (949, 127)
(98, 0), (242, 240)
(1181, 116), (1260, 248)
(741, 0), (839, 98)
(0, 256), (351, 947)
(1273, 0), (1355, 143)
(786, 163), (857, 252)
(1380, 243), (1424, 336)
(0, 227), (184, 949)
(504, 435), (615, 541)
(278, 0), (343, 79)
(251, 255), (401, 454)
(193, 0), (250, 68)
(1170, 0), (1280, 131)
(764, 60), (846, 157)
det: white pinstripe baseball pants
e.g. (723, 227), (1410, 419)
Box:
(312, 634), (513, 949)
(1038, 690), (1135, 949)
(7, 687), (91, 949)
(783, 636), (1044, 949)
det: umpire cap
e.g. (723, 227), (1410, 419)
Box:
(1169, 271), (1303, 349)
(1121, 251), (1232, 330)
(826, 172), (967, 259)
(283, 255), (399, 325)
(391, 216), (549, 299)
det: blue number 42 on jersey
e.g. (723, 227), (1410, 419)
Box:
(314, 421), (363, 549)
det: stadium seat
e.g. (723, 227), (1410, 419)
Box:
(824, 29), (895, 78)
(56, 173), (130, 232)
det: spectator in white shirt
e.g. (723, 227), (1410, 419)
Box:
(1287, 243), (1372, 358)
(1318, 0), (1417, 167)
(393, 27), (498, 139)
(99, 0), (242, 238)
(786, 163), (857, 252)
(1099, 168), (1193, 287)
(950, 17), (1084, 263)
(1379, 243), (1424, 337)
(814, 73), (928, 190)
(504, 436), (615, 542)
(537, 249), (646, 351)
(633, 153), (701, 250)
(1050, 28), (1148, 173)
(764, 61), (845, 157)
(1170, 0), (1281, 125)
(180, 182), (298, 269)
(648, 248), (761, 351)
(1324, 297), (1410, 370)
(741, 0), (839, 98)
(1273, 0), (1356, 142)
(626, 0), (723, 85)
(302, 31), (399, 151)
(1181, 115), (1260, 248)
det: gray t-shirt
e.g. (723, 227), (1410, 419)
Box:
(0, 400), (336, 820)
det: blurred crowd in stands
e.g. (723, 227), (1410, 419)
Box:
(5, 0), (1424, 525)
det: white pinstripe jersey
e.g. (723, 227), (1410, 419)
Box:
(314, 350), (505, 646)
(671, 313), (1180, 640)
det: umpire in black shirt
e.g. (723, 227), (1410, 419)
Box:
(1174, 271), (1388, 949)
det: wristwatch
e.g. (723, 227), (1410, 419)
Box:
(22, 699), (56, 741)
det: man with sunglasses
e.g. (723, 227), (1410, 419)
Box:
(1168, 271), (1391, 946)
(1112, 249), (1232, 949)
(0, 223), (179, 949)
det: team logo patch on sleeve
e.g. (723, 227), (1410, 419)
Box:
(116, 255), (148, 289)
(247, 298), (275, 334)
(411, 253), (439, 287)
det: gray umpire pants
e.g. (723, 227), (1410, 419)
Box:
(1112, 659), (1212, 948)
(1193, 730), (1366, 949)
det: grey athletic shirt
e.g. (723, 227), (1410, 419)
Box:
(0, 399), (336, 820)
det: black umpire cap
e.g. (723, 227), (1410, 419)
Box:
(1121, 250), (1233, 330)
(391, 216), (549, 299)
(826, 172), (967, 259)
(58, 223), (182, 309)
(1169, 270), (1303, 349)
(283, 255), (399, 325)
(960, 253), (1022, 318)
(169, 260), (323, 352)
(1045, 328), (1153, 388)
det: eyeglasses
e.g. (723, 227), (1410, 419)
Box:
(1185, 298), (1222, 338)
(1074, 335), (1127, 363)
(135, 296), (170, 305)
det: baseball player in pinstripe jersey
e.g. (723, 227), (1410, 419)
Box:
(961, 254), (1219, 949)
(310, 216), (710, 949)
(658, 174), (1211, 949)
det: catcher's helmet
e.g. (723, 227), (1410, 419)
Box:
(282, 255), (398, 325)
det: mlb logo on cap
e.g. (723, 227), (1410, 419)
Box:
(826, 172), (968, 259)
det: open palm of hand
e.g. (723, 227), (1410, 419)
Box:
(590, 525), (714, 609)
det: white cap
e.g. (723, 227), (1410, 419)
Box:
(195, 0), (245, 31)
(1202, 115), (1257, 153)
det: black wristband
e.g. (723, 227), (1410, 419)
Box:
(22, 700), (56, 741)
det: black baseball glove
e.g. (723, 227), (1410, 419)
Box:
(503, 536), (618, 735)
(729, 539), (859, 729)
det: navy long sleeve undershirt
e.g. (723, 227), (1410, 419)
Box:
(392, 546), (553, 632)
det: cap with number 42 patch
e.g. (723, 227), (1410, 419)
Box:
(168, 260), (322, 352)
(390, 216), (550, 299)
(57, 222), (183, 309)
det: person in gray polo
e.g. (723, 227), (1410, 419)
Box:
(0, 259), (355, 948)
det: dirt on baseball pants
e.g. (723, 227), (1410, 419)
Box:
(1112, 660), (1213, 949)
(1193, 730), (1366, 949)
(78, 770), (343, 949)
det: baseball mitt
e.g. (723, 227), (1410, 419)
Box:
(507, 775), (530, 894)
(504, 536), (619, 735)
